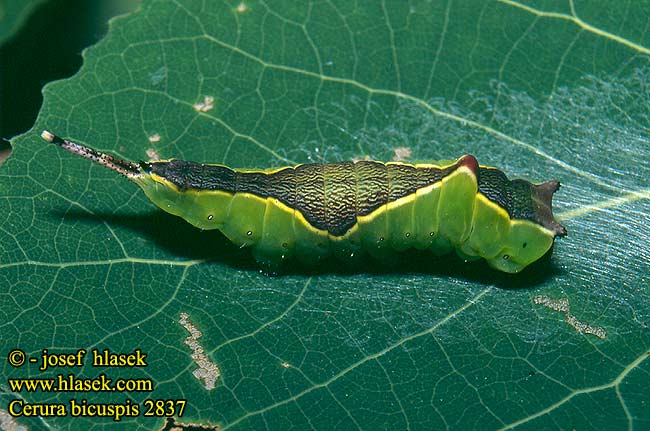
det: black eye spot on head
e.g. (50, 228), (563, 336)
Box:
(503, 254), (510, 260)
(523, 242), (527, 248)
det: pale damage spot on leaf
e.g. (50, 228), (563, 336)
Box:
(160, 417), (220, 431)
(149, 66), (167, 86)
(146, 148), (161, 160)
(194, 96), (215, 112)
(236, 2), (248, 13)
(534, 296), (607, 339)
(392, 146), (412, 161)
(0, 408), (28, 431)
(534, 296), (569, 313)
(280, 361), (291, 368)
(148, 133), (161, 143)
(352, 155), (372, 163)
(179, 313), (220, 390)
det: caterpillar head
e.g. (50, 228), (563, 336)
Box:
(486, 180), (566, 273)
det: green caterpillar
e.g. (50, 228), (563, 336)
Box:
(41, 130), (566, 273)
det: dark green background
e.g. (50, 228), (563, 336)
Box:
(0, 0), (137, 154)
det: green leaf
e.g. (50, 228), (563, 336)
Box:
(0, 0), (46, 46)
(2, 0), (649, 430)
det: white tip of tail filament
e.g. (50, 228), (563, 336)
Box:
(41, 130), (56, 142)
